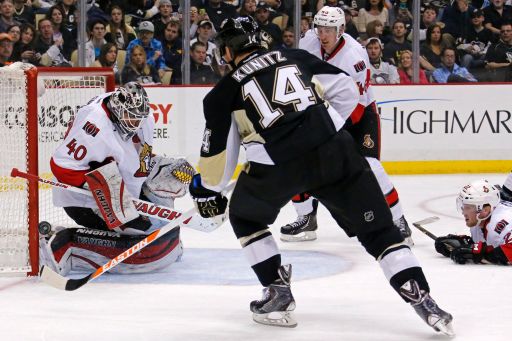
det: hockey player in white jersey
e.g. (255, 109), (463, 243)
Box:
(280, 6), (413, 245)
(39, 82), (195, 275)
(435, 177), (512, 265)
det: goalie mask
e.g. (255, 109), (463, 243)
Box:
(214, 16), (264, 65)
(108, 82), (150, 141)
(314, 6), (346, 39)
(456, 179), (500, 224)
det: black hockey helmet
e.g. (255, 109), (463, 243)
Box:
(215, 16), (264, 59)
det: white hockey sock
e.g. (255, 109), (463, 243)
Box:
(293, 197), (315, 216)
(378, 246), (420, 282)
(366, 157), (403, 222)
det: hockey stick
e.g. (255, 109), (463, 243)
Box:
(11, 168), (217, 233)
(412, 216), (440, 240)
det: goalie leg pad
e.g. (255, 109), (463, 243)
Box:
(41, 226), (183, 275)
(85, 162), (139, 229)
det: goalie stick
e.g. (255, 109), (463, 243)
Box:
(11, 168), (235, 290)
(412, 216), (440, 240)
(11, 168), (215, 233)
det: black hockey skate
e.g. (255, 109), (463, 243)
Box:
(280, 199), (318, 242)
(394, 215), (414, 246)
(250, 264), (297, 328)
(401, 280), (455, 336)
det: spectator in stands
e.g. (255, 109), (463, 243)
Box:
(91, 42), (120, 83)
(343, 5), (360, 40)
(46, 5), (74, 59)
(280, 26), (295, 49)
(420, 23), (447, 71)
(125, 21), (166, 79)
(56, 0), (76, 33)
(483, 0), (512, 36)
(6, 22), (19, 42)
(366, 37), (400, 84)
(239, 0), (257, 17)
(112, 0), (160, 27)
(433, 47), (477, 82)
(0, 0), (20, 33)
(105, 5), (136, 51)
(34, 18), (71, 66)
(161, 20), (182, 84)
(441, 0), (474, 42)
(407, 5), (445, 44)
(13, 0), (34, 25)
(457, 9), (494, 70)
(189, 6), (214, 40)
(121, 44), (161, 85)
(357, 0), (389, 36)
(397, 50), (430, 84)
(393, 0), (413, 28)
(11, 22), (38, 63)
(300, 16), (310, 38)
(190, 19), (216, 65)
(383, 19), (411, 65)
(153, 0), (174, 39)
(265, 0), (289, 30)
(0, 31), (13, 65)
(364, 19), (385, 45)
(190, 41), (218, 84)
(484, 22), (512, 81)
(205, 0), (239, 31)
(85, 19), (107, 67)
(255, 1), (282, 48)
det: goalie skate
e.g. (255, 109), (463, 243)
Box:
(250, 264), (297, 328)
(394, 215), (414, 246)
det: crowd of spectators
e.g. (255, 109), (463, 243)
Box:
(0, 0), (511, 85)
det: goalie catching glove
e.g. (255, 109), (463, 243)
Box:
(189, 174), (228, 218)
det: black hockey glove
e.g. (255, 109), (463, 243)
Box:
(189, 174), (228, 218)
(450, 241), (492, 264)
(435, 234), (473, 257)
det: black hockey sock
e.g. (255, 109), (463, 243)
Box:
(390, 267), (430, 303)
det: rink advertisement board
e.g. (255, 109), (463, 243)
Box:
(144, 84), (512, 174)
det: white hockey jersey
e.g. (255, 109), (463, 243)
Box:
(51, 92), (155, 209)
(299, 30), (375, 120)
(470, 201), (512, 263)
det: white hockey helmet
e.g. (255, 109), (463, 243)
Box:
(313, 6), (346, 39)
(456, 179), (500, 214)
(108, 82), (150, 140)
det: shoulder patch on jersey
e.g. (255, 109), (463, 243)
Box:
(353, 60), (366, 73)
(82, 121), (100, 137)
(495, 219), (509, 234)
(134, 142), (153, 177)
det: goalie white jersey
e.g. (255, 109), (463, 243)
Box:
(299, 30), (375, 118)
(51, 92), (155, 209)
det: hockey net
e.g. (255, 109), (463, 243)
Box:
(0, 63), (115, 275)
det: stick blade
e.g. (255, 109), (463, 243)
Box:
(412, 216), (439, 227)
(40, 265), (92, 291)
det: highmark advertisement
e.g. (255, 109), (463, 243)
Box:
(138, 85), (512, 173)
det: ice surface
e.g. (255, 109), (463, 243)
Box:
(1, 173), (510, 341)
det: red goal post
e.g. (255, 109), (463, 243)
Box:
(0, 63), (115, 276)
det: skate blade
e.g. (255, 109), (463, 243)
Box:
(280, 231), (317, 242)
(252, 311), (297, 328)
(433, 319), (455, 337)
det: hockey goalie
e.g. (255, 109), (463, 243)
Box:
(39, 82), (196, 275)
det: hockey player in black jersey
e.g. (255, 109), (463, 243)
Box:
(189, 16), (454, 335)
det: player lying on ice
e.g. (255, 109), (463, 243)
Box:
(39, 82), (199, 275)
(188, 16), (454, 336)
(435, 176), (512, 265)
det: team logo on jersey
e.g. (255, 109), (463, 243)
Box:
(364, 211), (374, 222)
(82, 121), (100, 137)
(134, 143), (152, 177)
(363, 134), (375, 149)
(353, 60), (366, 73)
(495, 219), (509, 234)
